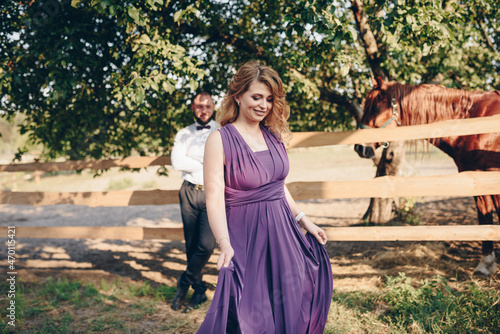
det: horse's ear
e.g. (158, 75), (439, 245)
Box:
(371, 76), (377, 88)
(375, 75), (387, 91)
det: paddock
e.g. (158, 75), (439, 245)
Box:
(1, 116), (499, 293)
(0, 145), (492, 292)
(1, 117), (500, 332)
(1, 114), (500, 243)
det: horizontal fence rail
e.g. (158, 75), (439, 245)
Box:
(325, 225), (500, 241)
(1, 171), (499, 206)
(0, 226), (184, 241)
(1, 115), (499, 172)
(287, 171), (500, 200)
(287, 114), (500, 148)
(0, 156), (171, 172)
(1, 225), (499, 242)
(0, 189), (179, 206)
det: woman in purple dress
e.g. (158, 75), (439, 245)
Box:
(198, 61), (333, 333)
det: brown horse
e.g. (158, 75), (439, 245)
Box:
(355, 76), (500, 276)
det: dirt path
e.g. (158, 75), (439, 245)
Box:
(0, 196), (487, 295)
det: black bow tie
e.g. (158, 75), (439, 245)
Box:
(196, 125), (211, 130)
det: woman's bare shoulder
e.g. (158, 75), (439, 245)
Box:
(206, 129), (222, 146)
(205, 130), (225, 159)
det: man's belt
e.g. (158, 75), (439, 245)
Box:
(193, 184), (204, 191)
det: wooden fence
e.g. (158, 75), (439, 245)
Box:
(1, 114), (500, 241)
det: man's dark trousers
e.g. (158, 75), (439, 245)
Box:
(177, 180), (216, 294)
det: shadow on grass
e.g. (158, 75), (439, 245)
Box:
(0, 275), (202, 333)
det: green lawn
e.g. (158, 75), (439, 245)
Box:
(1, 273), (499, 333)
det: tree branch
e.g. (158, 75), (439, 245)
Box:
(319, 88), (363, 122)
(350, 0), (387, 79)
(478, 16), (495, 51)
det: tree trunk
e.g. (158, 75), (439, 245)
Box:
(350, 0), (406, 224)
(363, 141), (405, 224)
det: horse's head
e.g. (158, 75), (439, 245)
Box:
(354, 76), (401, 159)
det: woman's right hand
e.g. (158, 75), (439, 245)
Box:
(217, 239), (234, 270)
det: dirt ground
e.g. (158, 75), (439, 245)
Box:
(0, 145), (498, 301)
(0, 196), (488, 295)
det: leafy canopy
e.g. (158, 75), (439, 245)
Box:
(0, 0), (498, 164)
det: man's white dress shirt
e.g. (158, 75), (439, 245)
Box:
(171, 120), (218, 186)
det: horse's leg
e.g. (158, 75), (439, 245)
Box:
(473, 195), (497, 276)
(490, 194), (500, 273)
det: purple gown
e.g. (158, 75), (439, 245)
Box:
(197, 123), (333, 334)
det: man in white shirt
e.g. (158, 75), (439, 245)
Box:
(170, 92), (218, 313)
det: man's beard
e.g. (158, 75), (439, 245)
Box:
(195, 116), (211, 126)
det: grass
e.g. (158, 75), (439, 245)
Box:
(0, 276), (183, 333)
(395, 197), (423, 225)
(1, 273), (499, 333)
(107, 177), (135, 191)
(140, 179), (159, 189)
(327, 273), (500, 334)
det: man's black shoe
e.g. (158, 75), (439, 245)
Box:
(171, 287), (188, 311)
(182, 292), (208, 313)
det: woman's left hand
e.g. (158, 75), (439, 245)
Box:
(301, 219), (328, 245)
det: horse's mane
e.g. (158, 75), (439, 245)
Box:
(386, 82), (477, 126)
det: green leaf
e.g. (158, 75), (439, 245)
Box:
(174, 10), (183, 23)
(333, 36), (341, 50)
(189, 78), (199, 91)
(340, 64), (350, 77)
(197, 70), (206, 80)
(139, 34), (151, 44)
(128, 6), (140, 22)
(421, 43), (431, 56)
(125, 97), (132, 109)
(135, 89), (145, 102)
(71, 0), (84, 7)
(100, 0), (110, 9)
(162, 81), (175, 94)
(347, 28), (358, 42)
(150, 81), (159, 91)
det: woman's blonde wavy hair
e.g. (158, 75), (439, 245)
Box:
(217, 61), (291, 142)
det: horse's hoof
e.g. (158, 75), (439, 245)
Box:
(473, 265), (491, 276)
(491, 262), (498, 275)
(473, 253), (497, 276)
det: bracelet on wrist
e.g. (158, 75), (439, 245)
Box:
(216, 236), (230, 247)
(295, 211), (306, 223)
